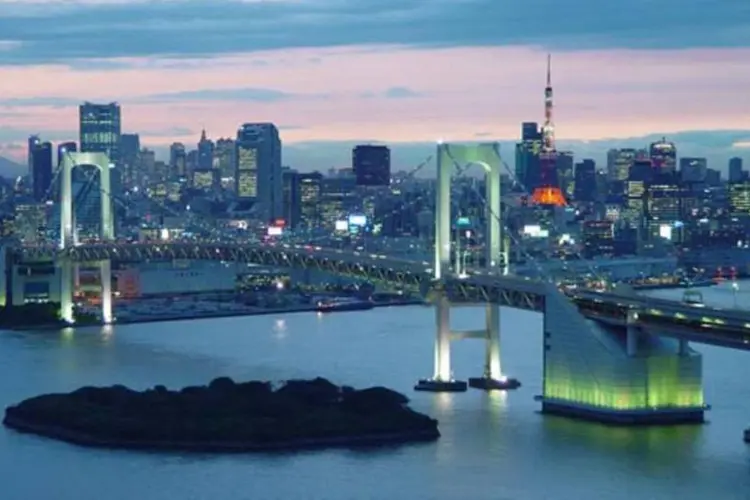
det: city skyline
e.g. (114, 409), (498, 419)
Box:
(0, 0), (749, 172)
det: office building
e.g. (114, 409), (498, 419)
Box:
(729, 157), (744, 183)
(649, 138), (677, 173)
(197, 130), (214, 171)
(679, 157), (707, 183)
(235, 123), (282, 220)
(79, 102), (121, 164)
(573, 159), (597, 202)
(31, 140), (53, 202)
(352, 145), (390, 187)
(606, 148), (637, 183)
(515, 122), (542, 191)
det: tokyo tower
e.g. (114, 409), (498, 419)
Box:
(530, 54), (566, 206)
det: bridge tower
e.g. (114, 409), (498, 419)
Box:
(416, 142), (517, 392)
(59, 152), (114, 324)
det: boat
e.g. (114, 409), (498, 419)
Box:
(316, 298), (374, 313)
(682, 290), (705, 307)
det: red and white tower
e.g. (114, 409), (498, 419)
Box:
(531, 54), (566, 206)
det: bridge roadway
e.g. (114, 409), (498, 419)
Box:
(14, 242), (750, 346)
(570, 289), (750, 350)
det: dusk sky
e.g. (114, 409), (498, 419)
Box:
(0, 0), (749, 173)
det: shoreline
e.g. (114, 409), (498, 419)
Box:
(2, 414), (439, 453)
(4, 299), (427, 331)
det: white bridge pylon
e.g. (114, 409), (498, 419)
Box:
(417, 142), (517, 392)
(59, 152), (115, 325)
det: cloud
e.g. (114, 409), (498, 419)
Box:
(0, 96), (81, 107)
(0, 126), (76, 142)
(0, 0), (747, 65)
(139, 87), (308, 103)
(383, 87), (423, 99)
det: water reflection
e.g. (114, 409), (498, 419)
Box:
(273, 319), (288, 340)
(541, 415), (701, 469)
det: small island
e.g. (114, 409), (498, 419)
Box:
(3, 377), (439, 452)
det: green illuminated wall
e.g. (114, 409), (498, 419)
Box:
(542, 284), (703, 411)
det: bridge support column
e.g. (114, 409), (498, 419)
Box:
(100, 260), (113, 324)
(626, 310), (639, 357)
(60, 259), (74, 324)
(415, 293), (467, 392)
(468, 304), (521, 391)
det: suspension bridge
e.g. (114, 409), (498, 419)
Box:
(5, 143), (750, 426)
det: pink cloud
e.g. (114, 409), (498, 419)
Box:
(0, 45), (749, 151)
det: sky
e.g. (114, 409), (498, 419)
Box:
(0, 0), (749, 174)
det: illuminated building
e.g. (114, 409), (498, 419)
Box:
(647, 172), (682, 241)
(79, 102), (121, 164)
(235, 123), (282, 220)
(729, 181), (750, 217)
(649, 138), (677, 173)
(531, 55), (566, 206)
(582, 220), (614, 257)
(623, 159), (653, 230)
(514, 122), (542, 190)
(556, 151), (574, 199)
(319, 175), (357, 229)
(119, 135), (140, 190)
(14, 203), (46, 243)
(606, 148), (637, 183)
(298, 172), (323, 228)
(353, 145), (390, 186)
(192, 169), (216, 192)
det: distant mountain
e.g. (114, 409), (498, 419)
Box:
(0, 156), (24, 177)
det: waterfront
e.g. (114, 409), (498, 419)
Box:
(2, 284), (750, 499)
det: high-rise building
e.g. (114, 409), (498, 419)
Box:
(515, 122), (542, 191)
(624, 159), (653, 231)
(235, 123), (282, 220)
(556, 151), (574, 199)
(169, 143), (187, 179)
(573, 159), (597, 202)
(31, 140), (53, 202)
(197, 129), (214, 171)
(120, 134), (140, 189)
(282, 168), (300, 228)
(298, 172), (323, 228)
(79, 102), (121, 164)
(215, 138), (235, 180)
(647, 171), (682, 240)
(729, 182), (750, 216)
(729, 157), (744, 183)
(679, 157), (707, 183)
(352, 145), (390, 187)
(606, 148), (637, 182)
(27, 135), (40, 179)
(649, 138), (677, 173)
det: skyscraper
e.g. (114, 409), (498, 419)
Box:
(574, 159), (597, 202)
(606, 148), (637, 182)
(79, 102), (121, 164)
(120, 133), (140, 189)
(197, 129), (214, 171)
(235, 123), (282, 220)
(649, 138), (676, 173)
(27, 135), (40, 179)
(31, 140), (53, 202)
(514, 122), (542, 191)
(729, 157), (744, 183)
(169, 143), (187, 179)
(352, 145), (390, 186)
